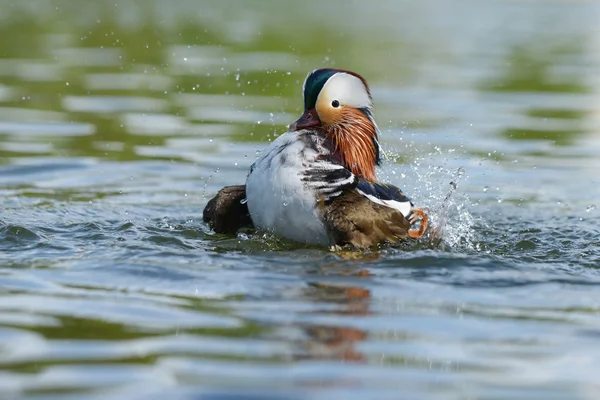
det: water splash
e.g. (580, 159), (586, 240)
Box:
(428, 167), (464, 238)
(427, 167), (479, 251)
(381, 149), (479, 252)
(201, 167), (220, 201)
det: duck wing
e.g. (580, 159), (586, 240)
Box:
(322, 181), (427, 249)
(322, 190), (412, 249)
(355, 180), (414, 218)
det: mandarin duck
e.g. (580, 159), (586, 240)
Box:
(203, 68), (428, 249)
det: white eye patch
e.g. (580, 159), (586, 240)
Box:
(317, 73), (372, 109)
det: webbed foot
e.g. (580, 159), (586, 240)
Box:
(408, 208), (429, 239)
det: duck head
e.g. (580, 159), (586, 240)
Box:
(291, 68), (381, 182)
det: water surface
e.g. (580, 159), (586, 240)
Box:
(1, 1), (600, 399)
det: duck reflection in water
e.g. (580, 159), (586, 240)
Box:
(296, 265), (374, 362)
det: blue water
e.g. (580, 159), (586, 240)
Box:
(1, 0), (600, 398)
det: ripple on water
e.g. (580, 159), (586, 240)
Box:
(62, 96), (166, 114)
(122, 114), (188, 136)
(187, 106), (293, 125)
(0, 0), (600, 398)
(0, 121), (95, 136)
(0, 293), (240, 331)
(0, 141), (55, 155)
(83, 73), (173, 92)
(0, 223), (44, 250)
(52, 47), (122, 67)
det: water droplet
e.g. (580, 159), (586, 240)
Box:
(183, 57), (188, 61)
(282, 202), (288, 207)
(483, 186), (489, 192)
(586, 204), (596, 212)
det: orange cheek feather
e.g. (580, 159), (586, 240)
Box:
(321, 107), (378, 182)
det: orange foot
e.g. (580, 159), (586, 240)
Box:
(408, 208), (429, 239)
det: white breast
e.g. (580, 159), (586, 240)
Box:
(245, 130), (330, 245)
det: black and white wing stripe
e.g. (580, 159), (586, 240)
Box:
(295, 131), (412, 213)
(302, 163), (358, 201)
(355, 180), (413, 218)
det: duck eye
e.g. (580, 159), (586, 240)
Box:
(331, 100), (340, 108)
